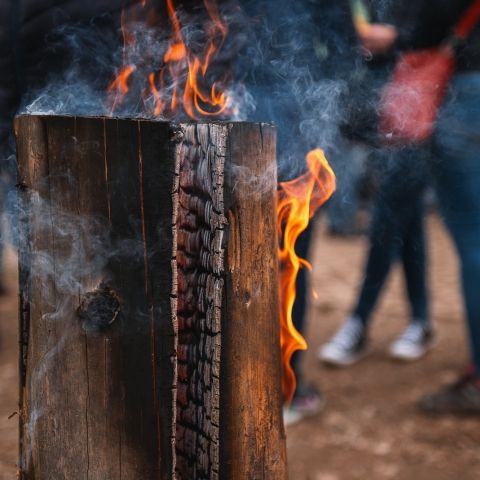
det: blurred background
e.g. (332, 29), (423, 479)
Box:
(2, 0), (480, 478)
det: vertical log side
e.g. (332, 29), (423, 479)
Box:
(16, 115), (56, 479)
(14, 115), (177, 480)
(136, 120), (180, 478)
(221, 123), (287, 479)
(15, 116), (285, 480)
(175, 124), (227, 480)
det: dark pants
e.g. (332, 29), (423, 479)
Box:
(353, 148), (429, 326)
(433, 72), (480, 374)
(290, 224), (312, 385)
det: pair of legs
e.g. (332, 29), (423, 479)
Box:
(353, 147), (429, 326)
(321, 73), (480, 414)
(292, 148), (428, 379)
(319, 147), (432, 366)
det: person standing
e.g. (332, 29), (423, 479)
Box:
(318, 1), (434, 367)
(399, 0), (480, 414)
(323, 0), (480, 414)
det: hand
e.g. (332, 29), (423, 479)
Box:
(356, 23), (398, 55)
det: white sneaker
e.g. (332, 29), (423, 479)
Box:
(389, 322), (435, 361)
(318, 316), (367, 366)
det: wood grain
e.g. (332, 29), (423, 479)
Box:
(221, 123), (287, 480)
(15, 116), (177, 480)
(15, 116), (286, 480)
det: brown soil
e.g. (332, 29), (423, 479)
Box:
(0, 214), (479, 479)
(0, 248), (20, 480)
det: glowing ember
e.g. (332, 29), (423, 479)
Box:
(277, 149), (336, 403)
(108, 0), (233, 119)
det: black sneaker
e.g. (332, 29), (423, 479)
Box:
(419, 373), (480, 415)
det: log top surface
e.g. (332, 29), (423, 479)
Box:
(15, 113), (274, 127)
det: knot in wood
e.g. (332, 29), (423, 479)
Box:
(77, 283), (121, 333)
(16, 181), (28, 192)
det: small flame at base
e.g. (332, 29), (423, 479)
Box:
(277, 149), (336, 404)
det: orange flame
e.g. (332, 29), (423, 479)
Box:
(108, 65), (136, 113)
(108, 0), (232, 119)
(277, 149), (336, 403)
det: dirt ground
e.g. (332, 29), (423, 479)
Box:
(1, 214), (479, 479)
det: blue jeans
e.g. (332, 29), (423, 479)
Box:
(353, 147), (429, 326)
(432, 72), (480, 374)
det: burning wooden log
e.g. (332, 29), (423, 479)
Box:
(15, 115), (287, 480)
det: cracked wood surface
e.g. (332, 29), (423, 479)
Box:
(15, 116), (286, 480)
(15, 116), (177, 480)
(175, 124), (226, 480)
